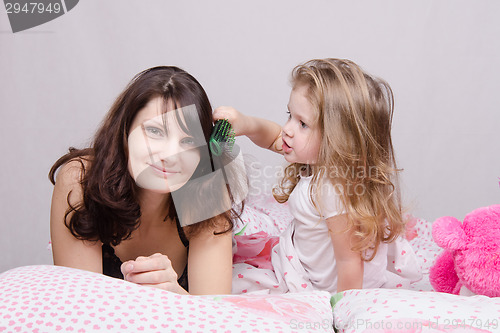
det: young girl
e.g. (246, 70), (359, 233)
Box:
(49, 66), (241, 295)
(215, 58), (421, 293)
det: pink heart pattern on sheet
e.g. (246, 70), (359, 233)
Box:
(0, 265), (334, 332)
(333, 288), (500, 333)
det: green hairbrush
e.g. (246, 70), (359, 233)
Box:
(209, 119), (235, 156)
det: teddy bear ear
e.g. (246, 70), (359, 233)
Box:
(432, 216), (467, 250)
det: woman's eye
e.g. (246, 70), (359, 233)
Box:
(286, 111), (291, 119)
(145, 126), (164, 138)
(300, 121), (308, 129)
(180, 137), (195, 146)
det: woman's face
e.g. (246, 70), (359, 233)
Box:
(127, 97), (203, 193)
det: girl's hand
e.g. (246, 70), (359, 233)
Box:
(213, 106), (249, 136)
(121, 253), (187, 294)
(213, 106), (283, 153)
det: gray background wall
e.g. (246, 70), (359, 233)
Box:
(1, 0), (499, 273)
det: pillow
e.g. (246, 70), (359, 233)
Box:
(0, 265), (334, 332)
(332, 288), (500, 332)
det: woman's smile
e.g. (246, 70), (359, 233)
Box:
(149, 163), (181, 177)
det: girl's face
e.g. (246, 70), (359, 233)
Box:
(282, 84), (321, 165)
(127, 97), (203, 193)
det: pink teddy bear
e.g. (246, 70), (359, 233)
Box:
(429, 204), (500, 297)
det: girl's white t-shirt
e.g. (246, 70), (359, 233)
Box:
(288, 175), (394, 292)
(232, 174), (421, 294)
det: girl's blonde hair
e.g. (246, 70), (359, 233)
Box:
(273, 58), (403, 260)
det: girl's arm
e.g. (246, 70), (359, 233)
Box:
(326, 214), (364, 292)
(50, 160), (103, 272)
(213, 106), (283, 154)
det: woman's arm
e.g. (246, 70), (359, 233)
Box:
(187, 219), (233, 295)
(50, 160), (102, 272)
(121, 218), (233, 295)
(213, 106), (283, 154)
(326, 214), (364, 292)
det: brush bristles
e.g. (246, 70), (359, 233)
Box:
(209, 119), (235, 156)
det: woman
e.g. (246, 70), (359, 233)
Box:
(49, 66), (240, 295)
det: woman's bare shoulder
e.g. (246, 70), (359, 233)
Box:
(54, 157), (90, 187)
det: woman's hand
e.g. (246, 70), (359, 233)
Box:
(121, 253), (188, 294)
(213, 106), (250, 136)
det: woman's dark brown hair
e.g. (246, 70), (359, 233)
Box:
(49, 66), (237, 245)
